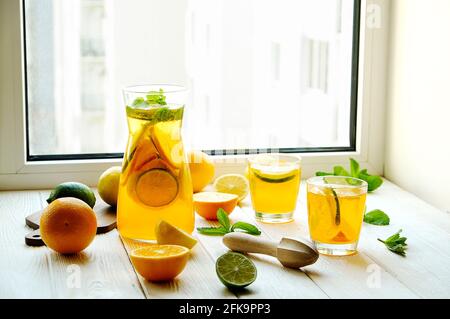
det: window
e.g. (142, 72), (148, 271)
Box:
(23, 0), (360, 160)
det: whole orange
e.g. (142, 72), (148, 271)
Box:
(187, 151), (215, 192)
(40, 197), (97, 254)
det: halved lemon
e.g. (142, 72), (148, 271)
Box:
(155, 220), (198, 249)
(130, 245), (189, 282)
(193, 192), (238, 220)
(213, 174), (249, 202)
(151, 121), (183, 168)
(135, 169), (179, 207)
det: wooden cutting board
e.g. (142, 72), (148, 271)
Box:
(25, 201), (117, 247)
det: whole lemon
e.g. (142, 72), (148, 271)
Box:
(98, 166), (121, 206)
(40, 198), (97, 254)
(187, 151), (215, 192)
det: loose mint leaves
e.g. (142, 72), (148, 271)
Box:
(316, 158), (383, 192)
(217, 208), (231, 232)
(364, 209), (390, 226)
(358, 169), (383, 192)
(378, 230), (408, 257)
(231, 222), (261, 236)
(196, 227), (229, 236)
(197, 208), (261, 236)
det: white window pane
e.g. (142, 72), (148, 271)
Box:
(25, 0), (357, 156)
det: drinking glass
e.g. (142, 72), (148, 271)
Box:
(248, 154), (301, 223)
(306, 176), (368, 256)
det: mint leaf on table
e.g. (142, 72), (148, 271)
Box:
(217, 208), (231, 232)
(197, 227), (229, 236)
(364, 209), (390, 226)
(378, 229), (408, 256)
(197, 209), (261, 236)
(358, 170), (383, 192)
(333, 166), (350, 177)
(231, 222), (261, 235)
(316, 171), (333, 177)
(350, 158), (360, 177)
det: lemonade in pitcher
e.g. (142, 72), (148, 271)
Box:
(117, 85), (194, 241)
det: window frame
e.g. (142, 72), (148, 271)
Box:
(0, 0), (390, 190)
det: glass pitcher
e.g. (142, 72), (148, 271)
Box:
(117, 84), (194, 241)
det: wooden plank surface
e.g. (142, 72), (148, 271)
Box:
(0, 178), (449, 299)
(360, 181), (450, 298)
(195, 212), (328, 299)
(0, 190), (144, 299)
(121, 236), (235, 299)
(237, 203), (417, 299)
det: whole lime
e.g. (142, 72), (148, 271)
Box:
(47, 182), (96, 208)
(97, 166), (121, 206)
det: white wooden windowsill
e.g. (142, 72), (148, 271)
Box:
(0, 179), (449, 299)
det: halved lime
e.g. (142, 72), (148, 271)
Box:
(216, 252), (257, 289)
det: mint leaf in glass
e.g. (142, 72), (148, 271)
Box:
(146, 88), (167, 105)
(132, 97), (148, 108)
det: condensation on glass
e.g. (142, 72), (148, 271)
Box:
(24, 0), (357, 157)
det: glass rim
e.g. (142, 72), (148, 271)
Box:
(306, 175), (368, 189)
(247, 153), (302, 164)
(123, 84), (188, 94)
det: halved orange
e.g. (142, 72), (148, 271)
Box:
(135, 169), (179, 207)
(130, 245), (189, 282)
(193, 192), (238, 220)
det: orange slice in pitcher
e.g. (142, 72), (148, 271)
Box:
(133, 138), (159, 171)
(121, 126), (157, 185)
(151, 121), (183, 168)
(135, 169), (179, 207)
